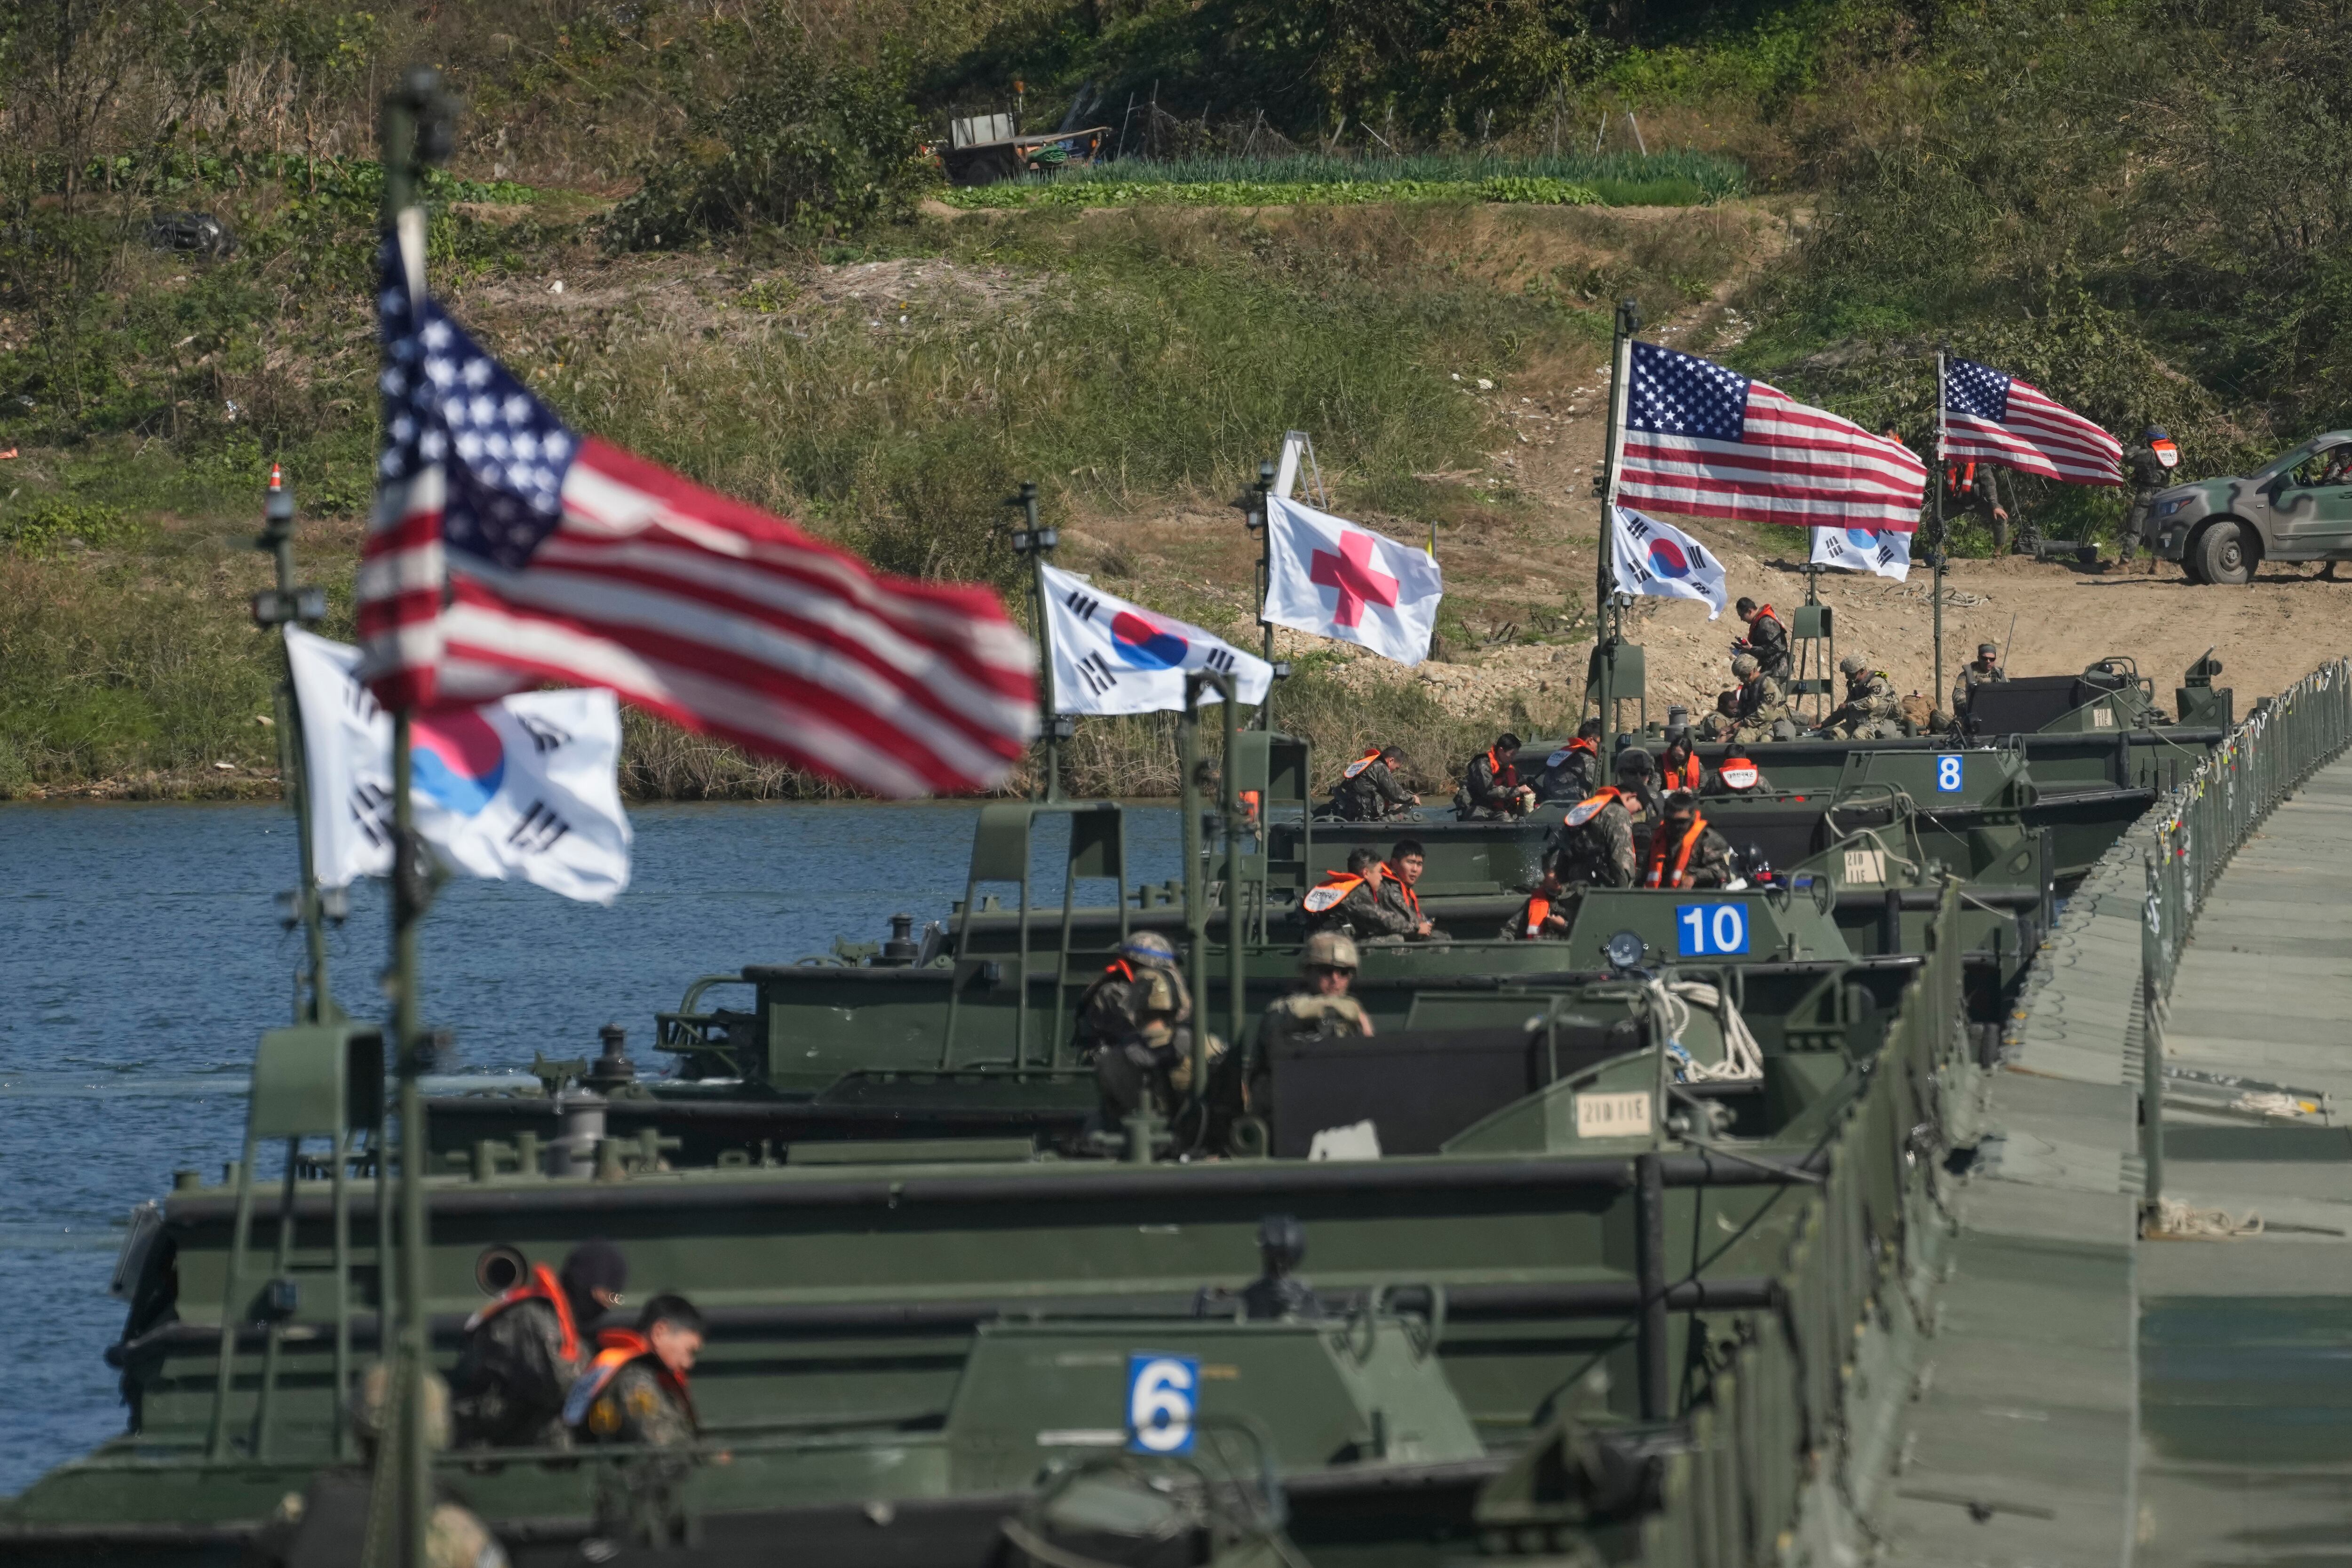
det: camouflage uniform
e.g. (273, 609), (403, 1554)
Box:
(1071, 944), (1189, 1055)
(451, 1295), (581, 1450)
(1458, 744), (1530, 820)
(1258, 992), (1370, 1048)
(1328, 757), (1415, 821)
(1644, 819), (1738, 889)
(577, 1360), (698, 1449)
(1534, 742), (1601, 804)
(1302, 870), (1416, 939)
(1728, 677), (1794, 745)
(1374, 868), (1438, 941)
(1739, 610), (1791, 686)
(1951, 463), (2021, 555)
(1820, 668), (1902, 739)
(1700, 762), (1772, 796)
(1548, 797), (1638, 889)
(2118, 443), (2170, 565)
(1949, 659), (2006, 720)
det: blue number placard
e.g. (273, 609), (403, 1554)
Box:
(1935, 754), (1963, 793)
(1128, 1353), (1198, 1454)
(1676, 903), (1750, 956)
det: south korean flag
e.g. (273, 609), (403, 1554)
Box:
(1810, 525), (1913, 582)
(1610, 507), (1728, 618)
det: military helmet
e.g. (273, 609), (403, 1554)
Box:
(1302, 930), (1360, 971)
(1120, 931), (1177, 968)
(1731, 653), (1759, 677)
(1134, 968), (1181, 1015)
(1614, 745), (1654, 777)
(2142, 426), (2169, 444)
(1838, 654), (1868, 676)
(1257, 1212), (1307, 1270)
(350, 1362), (452, 1452)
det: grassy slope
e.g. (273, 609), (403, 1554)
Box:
(0, 183), (1755, 798)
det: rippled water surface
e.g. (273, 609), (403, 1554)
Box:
(0, 799), (1179, 1496)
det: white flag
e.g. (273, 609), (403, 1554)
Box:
(1810, 525), (1913, 582)
(285, 627), (632, 905)
(1610, 506), (1727, 619)
(1262, 494), (1444, 667)
(1041, 564), (1274, 715)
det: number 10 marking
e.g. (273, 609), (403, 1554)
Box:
(1676, 903), (1749, 956)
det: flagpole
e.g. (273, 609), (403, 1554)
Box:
(380, 67), (453, 1568)
(252, 465), (336, 1023)
(1247, 460), (1275, 731)
(1595, 298), (1639, 761)
(1008, 482), (1063, 800)
(1933, 349), (1948, 709)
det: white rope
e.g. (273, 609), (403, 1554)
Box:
(2230, 1090), (2320, 1120)
(1648, 978), (1764, 1082)
(2146, 1197), (2263, 1240)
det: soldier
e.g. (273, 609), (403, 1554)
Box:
(1071, 932), (1188, 1056)
(1242, 1214), (1324, 1320)
(1376, 840), (1440, 941)
(1732, 599), (1790, 687)
(1949, 642), (2007, 722)
(1702, 754), (1770, 796)
(1611, 743), (1662, 824)
(1301, 848), (1417, 939)
(1457, 732), (1534, 820)
(1695, 687), (1742, 742)
(1547, 754), (1646, 889)
(2115, 427), (2177, 571)
(1326, 744), (1418, 820)
(568, 1294), (704, 1449)
(1503, 860), (1573, 940)
(1947, 459), (2021, 555)
(1535, 721), (1603, 804)
(452, 1238), (628, 1450)
(1092, 964), (1225, 1124)
(247, 1364), (509, 1568)
(1657, 724), (1704, 794)
(1258, 931), (1374, 1046)
(1819, 655), (1902, 738)
(1642, 790), (1737, 890)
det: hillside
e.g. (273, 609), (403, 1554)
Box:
(2, 0), (2347, 798)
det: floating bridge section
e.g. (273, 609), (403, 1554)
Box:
(1876, 659), (2352, 1568)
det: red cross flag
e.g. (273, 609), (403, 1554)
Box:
(1262, 495), (1444, 667)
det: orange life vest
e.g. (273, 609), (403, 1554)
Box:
(464, 1263), (580, 1364)
(1517, 892), (1559, 939)
(1302, 871), (1366, 915)
(1645, 813), (1710, 889)
(1562, 787), (1627, 829)
(1945, 460), (1977, 495)
(1341, 748), (1383, 780)
(1381, 868), (1422, 919)
(1661, 753), (1703, 792)
(563, 1327), (697, 1434)
(1717, 757), (1761, 792)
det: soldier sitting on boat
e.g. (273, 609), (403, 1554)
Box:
(1301, 848), (1398, 936)
(1694, 686), (1743, 742)
(1375, 840), (1441, 941)
(1643, 791), (1738, 890)
(1456, 732), (1535, 819)
(1503, 859), (1573, 940)
(1259, 931), (1374, 1046)
(1070, 932), (1189, 1058)
(1093, 964), (1226, 1126)
(1546, 752), (1650, 889)
(1948, 642), (2008, 729)
(247, 1364), (509, 1568)
(1817, 655), (1903, 739)
(452, 1238), (628, 1450)
(1657, 716), (1704, 794)
(1325, 744), (1419, 820)
(1702, 754), (1772, 796)
(1534, 720), (1603, 803)
(567, 1293), (706, 1449)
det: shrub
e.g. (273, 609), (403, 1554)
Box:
(0, 495), (136, 554)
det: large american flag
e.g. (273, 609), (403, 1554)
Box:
(1615, 341), (1926, 531)
(1941, 357), (2123, 486)
(357, 248), (1037, 798)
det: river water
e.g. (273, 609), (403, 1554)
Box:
(0, 800), (1180, 1497)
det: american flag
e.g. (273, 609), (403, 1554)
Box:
(1615, 341), (1926, 531)
(357, 247), (1037, 798)
(1941, 357), (2123, 486)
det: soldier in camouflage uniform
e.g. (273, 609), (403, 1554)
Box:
(1695, 686), (1743, 742)
(1325, 745), (1419, 820)
(1546, 749), (1648, 889)
(1732, 598), (1791, 688)
(1641, 791), (1738, 890)
(452, 1239), (627, 1450)
(247, 1364), (509, 1568)
(1818, 654), (1903, 739)
(1534, 721), (1603, 804)
(1301, 849), (1417, 939)
(2115, 427), (2175, 570)
(1948, 460), (2022, 555)
(1502, 861), (1573, 940)
(1070, 932), (1190, 1057)
(567, 1294), (705, 1449)
(1374, 840), (1440, 940)
(1092, 965), (1227, 1124)
(1245, 931), (1371, 1143)
(1948, 643), (2007, 724)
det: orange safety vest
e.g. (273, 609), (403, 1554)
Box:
(464, 1263), (580, 1364)
(1945, 460), (1977, 495)
(564, 1328), (697, 1433)
(1517, 892), (1559, 939)
(1717, 757), (1761, 792)
(1661, 754), (1703, 792)
(1562, 786), (1627, 829)
(1381, 867), (1421, 919)
(1341, 748), (1383, 780)
(1645, 814), (1710, 889)
(1302, 870), (1366, 915)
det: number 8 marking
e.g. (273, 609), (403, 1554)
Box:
(1936, 755), (1963, 793)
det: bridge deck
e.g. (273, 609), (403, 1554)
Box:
(2140, 754), (2352, 1568)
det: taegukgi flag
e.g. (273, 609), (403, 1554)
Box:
(1262, 495), (1444, 667)
(1041, 564), (1273, 714)
(286, 627), (632, 904)
(1809, 525), (1913, 582)
(1611, 506), (1727, 618)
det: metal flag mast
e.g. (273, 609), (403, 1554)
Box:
(379, 64), (456, 1568)
(1007, 482), (1066, 800)
(250, 464), (340, 1024)
(1238, 456), (1278, 730)
(1932, 348), (1949, 705)
(1593, 298), (1640, 761)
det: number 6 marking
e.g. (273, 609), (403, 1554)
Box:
(1128, 1354), (1197, 1454)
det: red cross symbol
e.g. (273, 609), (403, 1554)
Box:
(1308, 531), (1400, 628)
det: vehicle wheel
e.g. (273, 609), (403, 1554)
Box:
(2193, 520), (2253, 586)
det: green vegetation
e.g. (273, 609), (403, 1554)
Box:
(940, 151), (1743, 211)
(941, 175), (1601, 212)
